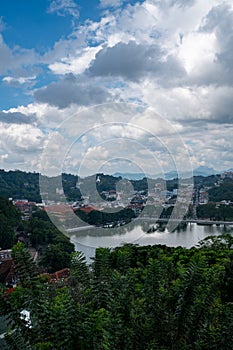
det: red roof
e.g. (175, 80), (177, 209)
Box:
(49, 268), (70, 281)
(79, 205), (98, 213)
(0, 259), (15, 284)
(7, 287), (17, 294)
(45, 205), (73, 214)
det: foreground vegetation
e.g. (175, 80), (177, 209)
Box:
(1, 234), (233, 350)
(0, 197), (74, 272)
(1, 192), (233, 349)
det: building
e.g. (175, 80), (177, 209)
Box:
(13, 200), (35, 220)
(0, 250), (12, 260)
(78, 204), (98, 214)
(0, 250), (17, 287)
(49, 268), (70, 282)
(221, 171), (233, 179)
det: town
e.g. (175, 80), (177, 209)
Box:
(9, 170), (233, 228)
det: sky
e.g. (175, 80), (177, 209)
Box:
(0, 0), (233, 177)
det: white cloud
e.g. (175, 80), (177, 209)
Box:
(86, 145), (109, 160)
(1, 0), (233, 173)
(0, 34), (37, 77)
(3, 75), (37, 85)
(47, 0), (79, 19)
(49, 46), (102, 75)
(178, 32), (216, 73)
(99, 0), (123, 9)
(0, 122), (45, 171)
(0, 124), (43, 152)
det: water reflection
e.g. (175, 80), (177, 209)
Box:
(67, 221), (233, 261)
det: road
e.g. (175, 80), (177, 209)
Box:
(136, 217), (233, 225)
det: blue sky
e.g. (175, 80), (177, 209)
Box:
(0, 0), (232, 175)
(1, 0), (103, 50)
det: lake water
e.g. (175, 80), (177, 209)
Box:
(67, 220), (233, 261)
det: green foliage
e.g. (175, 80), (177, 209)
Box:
(197, 203), (233, 220)
(24, 209), (75, 272)
(39, 243), (72, 273)
(12, 242), (39, 285)
(71, 251), (90, 286)
(208, 179), (233, 202)
(75, 207), (136, 226)
(0, 169), (41, 202)
(0, 197), (21, 249)
(1, 236), (233, 349)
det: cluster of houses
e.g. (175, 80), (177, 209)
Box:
(220, 171), (233, 180)
(13, 199), (36, 220)
(199, 188), (209, 205)
(10, 181), (195, 226)
(9, 174), (233, 230)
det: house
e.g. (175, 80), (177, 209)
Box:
(0, 250), (12, 260)
(0, 260), (16, 287)
(13, 200), (35, 220)
(221, 171), (233, 179)
(79, 205), (98, 214)
(49, 268), (70, 282)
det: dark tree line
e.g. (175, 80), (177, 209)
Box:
(75, 207), (136, 226)
(208, 179), (233, 202)
(197, 203), (233, 221)
(0, 197), (21, 249)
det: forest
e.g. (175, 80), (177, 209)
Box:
(1, 234), (233, 349)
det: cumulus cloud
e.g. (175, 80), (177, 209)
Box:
(88, 40), (186, 83)
(0, 111), (37, 125)
(0, 34), (37, 77)
(139, 82), (233, 125)
(0, 124), (44, 152)
(34, 74), (112, 108)
(155, 0), (196, 9)
(48, 46), (102, 75)
(0, 123), (45, 172)
(199, 3), (233, 82)
(1, 0), (233, 173)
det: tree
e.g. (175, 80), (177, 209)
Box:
(39, 244), (71, 273)
(0, 197), (21, 249)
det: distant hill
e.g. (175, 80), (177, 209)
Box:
(0, 167), (227, 203)
(114, 166), (219, 180)
(0, 169), (41, 202)
(113, 172), (147, 180)
(0, 170), (80, 202)
(193, 166), (218, 177)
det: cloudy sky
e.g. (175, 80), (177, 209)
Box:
(0, 0), (233, 176)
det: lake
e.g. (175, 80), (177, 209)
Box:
(67, 220), (233, 261)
